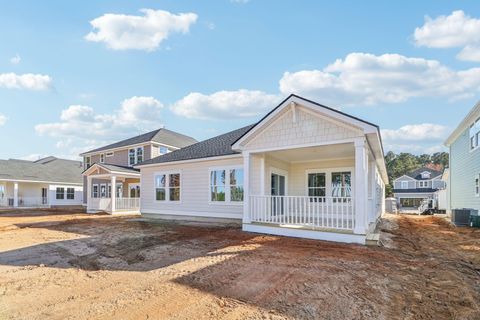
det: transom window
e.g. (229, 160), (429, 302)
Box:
(56, 187), (65, 200)
(155, 172), (181, 201)
(210, 168), (244, 202)
(128, 147), (144, 166)
(66, 188), (75, 200)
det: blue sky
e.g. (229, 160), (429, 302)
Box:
(1, 1), (480, 160)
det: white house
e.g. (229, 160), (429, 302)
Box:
(0, 156), (84, 208)
(136, 95), (388, 245)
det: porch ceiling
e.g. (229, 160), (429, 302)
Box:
(265, 143), (354, 162)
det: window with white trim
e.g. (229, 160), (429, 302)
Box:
(128, 147), (144, 166)
(84, 156), (91, 170)
(418, 181), (428, 188)
(92, 184), (99, 198)
(307, 172), (326, 197)
(66, 188), (75, 200)
(100, 184), (106, 198)
(155, 172), (181, 201)
(210, 168), (244, 202)
(56, 187), (65, 200)
(476, 175), (479, 197)
(100, 153), (105, 163)
(159, 146), (169, 155)
(401, 181), (408, 189)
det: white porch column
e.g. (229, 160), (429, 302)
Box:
(354, 138), (369, 235)
(86, 176), (92, 211)
(13, 182), (18, 207)
(243, 152), (251, 224)
(110, 175), (116, 213)
(260, 154), (265, 195)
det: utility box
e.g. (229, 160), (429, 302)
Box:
(470, 210), (480, 228)
(451, 209), (472, 226)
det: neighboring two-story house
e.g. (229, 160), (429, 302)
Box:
(80, 128), (197, 213)
(445, 101), (480, 214)
(393, 167), (446, 211)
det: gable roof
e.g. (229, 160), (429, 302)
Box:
(137, 125), (254, 166)
(405, 167), (443, 180)
(0, 157), (83, 184)
(82, 163), (140, 176)
(445, 100), (480, 146)
(232, 94), (381, 147)
(80, 128), (197, 156)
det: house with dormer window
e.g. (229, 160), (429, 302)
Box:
(393, 167), (446, 211)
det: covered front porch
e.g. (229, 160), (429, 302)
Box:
(241, 139), (386, 244)
(84, 164), (141, 214)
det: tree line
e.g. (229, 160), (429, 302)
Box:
(384, 151), (449, 196)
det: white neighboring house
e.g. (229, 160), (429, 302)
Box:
(0, 156), (84, 208)
(136, 95), (388, 245)
(392, 167), (446, 212)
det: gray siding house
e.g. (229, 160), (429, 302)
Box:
(80, 128), (197, 214)
(392, 167), (446, 211)
(445, 101), (480, 214)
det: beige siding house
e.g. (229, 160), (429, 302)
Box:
(136, 95), (388, 244)
(0, 156), (83, 208)
(81, 128), (197, 214)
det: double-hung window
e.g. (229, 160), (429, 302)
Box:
(100, 153), (105, 163)
(470, 118), (480, 150)
(56, 187), (65, 200)
(66, 188), (75, 200)
(307, 173), (326, 197)
(155, 172), (181, 202)
(84, 156), (91, 170)
(401, 181), (408, 189)
(331, 171), (352, 197)
(128, 147), (144, 166)
(210, 168), (244, 203)
(92, 184), (99, 198)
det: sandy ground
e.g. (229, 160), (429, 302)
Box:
(0, 210), (479, 320)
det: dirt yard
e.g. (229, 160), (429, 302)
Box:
(0, 210), (479, 320)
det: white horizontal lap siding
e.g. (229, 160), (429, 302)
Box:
(49, 185), (84, 205)
(140, 157), (244, 219)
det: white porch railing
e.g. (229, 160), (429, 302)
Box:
(115, 198), (140, 211)
(89, 198), (112, 212)
(249, 195), (355, 231)
(18, 197), (49, 207)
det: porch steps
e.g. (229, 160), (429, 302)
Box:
(365, 233), (380, 246)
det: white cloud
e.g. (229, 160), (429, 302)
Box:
(85, 9), (198, 51)
(35, 96), (164, 155)
(0, 73), (52, 91)
(414, 10), (480, 62)
(231, 0), (250, 3)
(0, 113), (7, 126)
(381, 123), (449, 154)
(279, 52), (480, 106)
(10, 54), (21, 65)
(170, 89), (280, 120)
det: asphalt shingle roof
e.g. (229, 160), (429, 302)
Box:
(393, 188), (438, 193)
(81, 128), (197, 155)
(406, 167), (443, 180)
(138, 125), (255, 165)
(0, 157), (83, 184)
(95, 163), (139, 174)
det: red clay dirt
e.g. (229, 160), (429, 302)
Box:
(0, 209), (479, 319)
